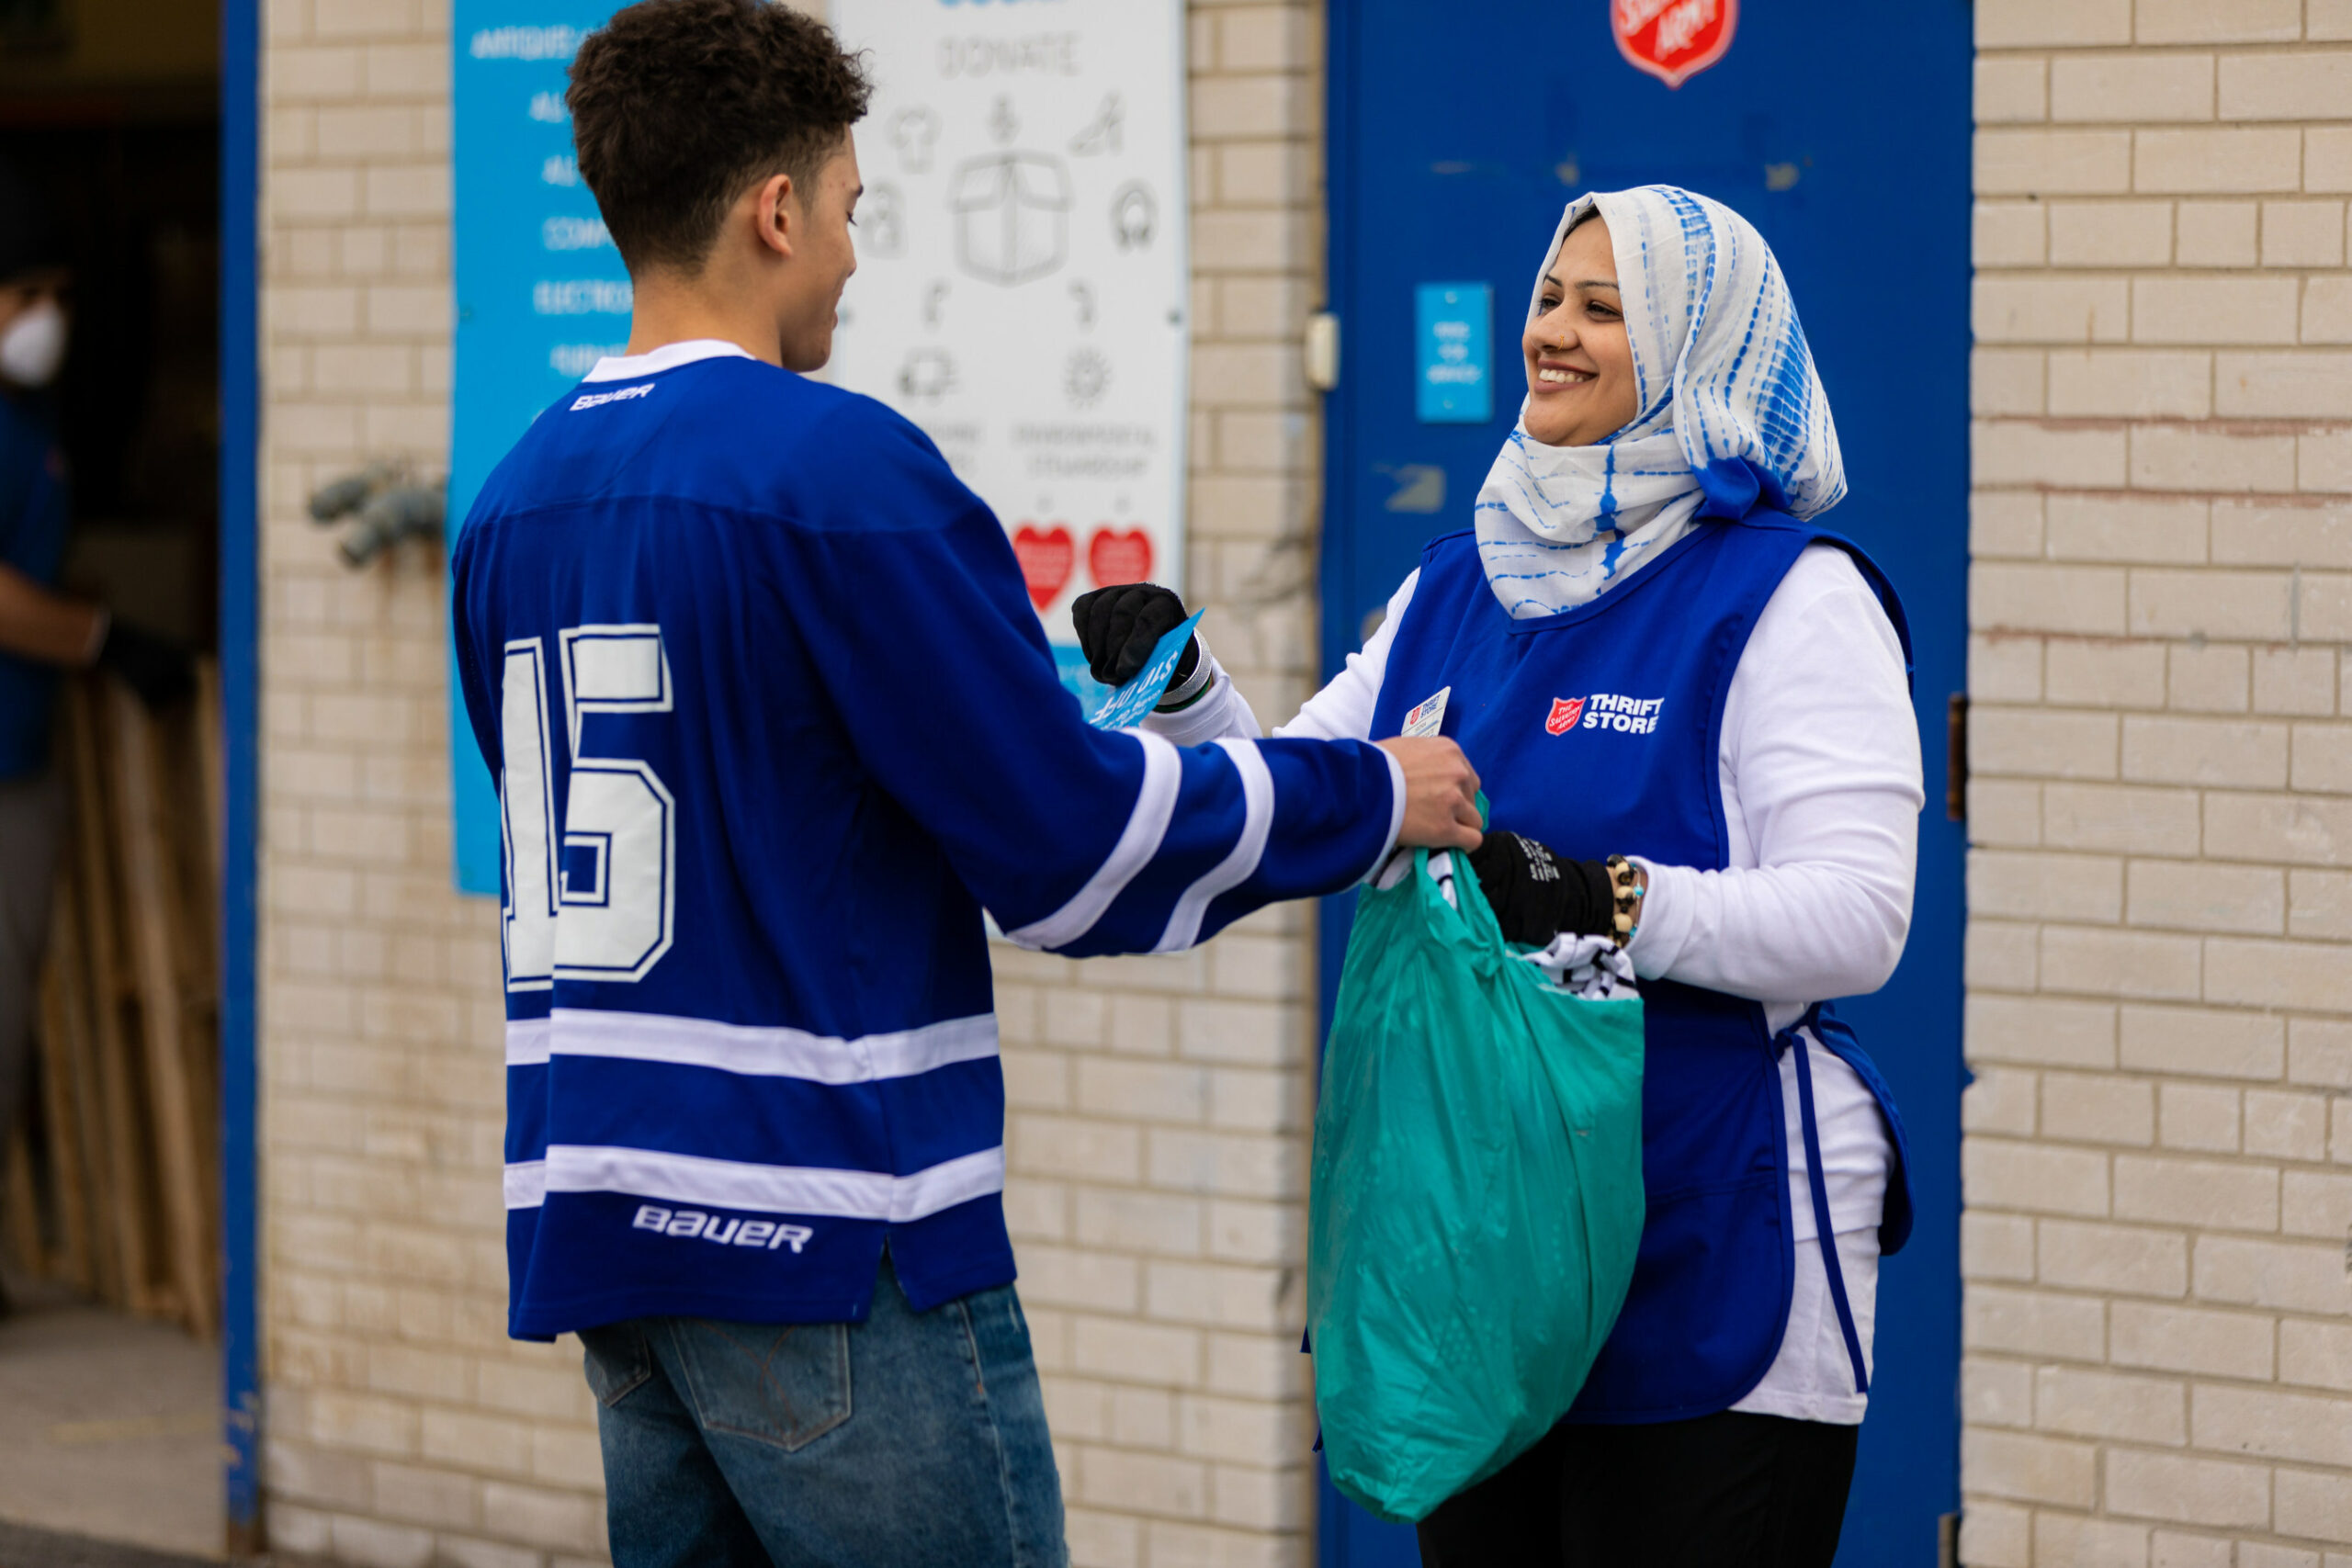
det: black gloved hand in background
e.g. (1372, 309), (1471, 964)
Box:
(96, 618), (197, 711)
(1070, 581), (1198, 689)
(1464, 830), (1617, 947)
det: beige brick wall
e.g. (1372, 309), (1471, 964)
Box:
(1966, 4), (2352, 1563)
(254, 2), (1331, 1563)
(996, 8), (1331, 1566)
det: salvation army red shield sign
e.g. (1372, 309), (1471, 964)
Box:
(1612, 0), (1737, 89)
(1546, 697), (1587, 735)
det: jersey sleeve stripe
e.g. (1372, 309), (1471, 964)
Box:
(1004, 728), (1182, 952)
(507, 1017), (551, 1066)
(521, 1143), (1005, 1223)
(513, 1009), (1000, 1082)
(1153, 738), (1274, 953)
(505, 1160), (547, 1210)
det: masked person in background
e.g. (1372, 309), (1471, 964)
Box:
(0, 163), (192, 1314)
(1075, 186), (1923, 1568)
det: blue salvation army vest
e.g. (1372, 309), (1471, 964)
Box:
(1369, 513), (1918, 1423)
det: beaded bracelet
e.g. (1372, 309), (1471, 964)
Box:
(1605, 854), (1645, 949)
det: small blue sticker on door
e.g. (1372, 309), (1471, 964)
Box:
(1416, 282), (1492, 423)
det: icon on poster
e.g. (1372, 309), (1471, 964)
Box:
(1069, 93), (1124, 156)
(862, 183), (907, 259)
(1012, 524), (1075, 611)
(1065, 347), (1111, 410)
(1111, 182), (1157, 251)
(1088, 526), (1150, 588)
(891, 106), (941, 172)
(897, 346), (957, 401)
(952, 153), (1073, 286)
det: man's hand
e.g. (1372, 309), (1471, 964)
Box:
(1377, 736), (1482, 852)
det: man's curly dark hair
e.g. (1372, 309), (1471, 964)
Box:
(567, 0), (872, 276)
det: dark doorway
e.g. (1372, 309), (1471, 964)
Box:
(0, 0), (228, 1556)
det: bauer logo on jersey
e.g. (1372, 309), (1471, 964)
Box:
(632, 1204), (813, 1254)
(571, 382), (655, 412)
(1548, 693), (1664, 736)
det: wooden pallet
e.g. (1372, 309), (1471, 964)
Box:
(2, 668), (221, 1337)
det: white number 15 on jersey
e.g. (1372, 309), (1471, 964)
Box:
(499, 624), (677, 991)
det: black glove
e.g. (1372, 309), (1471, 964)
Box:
(1070, 581), (1198, 688)
(1464, 830), (1616, 947)
(96, 618), (197, 711)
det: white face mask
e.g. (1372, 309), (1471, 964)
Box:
(0, 298), (67, 388)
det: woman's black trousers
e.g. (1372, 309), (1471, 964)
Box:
(1413, 1410), (1860, 1568)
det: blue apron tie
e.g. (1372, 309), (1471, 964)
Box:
(1791, 1031), (1869, 1394)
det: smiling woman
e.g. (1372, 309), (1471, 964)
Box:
(1073, 185), (1926, 1568)
(1521, 210), (1637, 447)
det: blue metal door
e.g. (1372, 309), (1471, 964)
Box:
(1316, 6), (1970, 1563)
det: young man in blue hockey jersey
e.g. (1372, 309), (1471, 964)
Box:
(449, 4), (1483, 1562)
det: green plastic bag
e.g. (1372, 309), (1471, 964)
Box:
(1307, 847), (1646, 1525)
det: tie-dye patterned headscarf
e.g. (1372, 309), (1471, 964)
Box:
(1474, 186), (1844, 618)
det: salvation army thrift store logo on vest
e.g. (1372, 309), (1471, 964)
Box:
(1612, 0), (1736, 89)
(1548, 694), (1665, 736)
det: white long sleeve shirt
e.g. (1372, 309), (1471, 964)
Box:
(1156, 543), (1924, 1423)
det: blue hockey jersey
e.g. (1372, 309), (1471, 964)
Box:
(452, 342), (1404, 1338)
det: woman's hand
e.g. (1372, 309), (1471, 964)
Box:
(1466, 830), (1631, 945)
(1071, 582), (1196, 686)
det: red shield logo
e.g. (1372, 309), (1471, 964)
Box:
(1546, 697), (1586, 736)
(1612, 0), (1737, 89)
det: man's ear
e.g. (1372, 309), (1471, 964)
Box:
(752, 172), (797, 261)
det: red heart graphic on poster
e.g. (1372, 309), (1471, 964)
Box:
(1088, 527), (1153, 588)
(1012, 525), (1075, 611)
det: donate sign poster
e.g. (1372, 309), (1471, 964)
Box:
(826, 0), (1192, 716)
(447, 3), (628, 893)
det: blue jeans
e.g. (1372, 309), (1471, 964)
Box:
(578, 1256), (1068, 1568)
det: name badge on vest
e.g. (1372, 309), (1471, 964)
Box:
(1401, 685), (1450, 738)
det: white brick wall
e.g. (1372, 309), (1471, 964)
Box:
(1967, 6), (2352, 1563)
(255, 2), (1331, 1563)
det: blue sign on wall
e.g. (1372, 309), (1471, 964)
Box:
(447, 5), (628, 895)
(1414, 282), (1491, 423)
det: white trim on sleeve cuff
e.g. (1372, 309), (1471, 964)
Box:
(1365, 745), (1408, 884)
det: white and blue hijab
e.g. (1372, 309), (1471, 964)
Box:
(1475, 185), (1844, 619)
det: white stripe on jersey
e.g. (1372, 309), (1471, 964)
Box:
(504, 1161), (546, 1210)
(505, 1010), (999, 1083)
(1155, 738), (1273, 953)
(503, 1144), (1005, 1220)
(1005, 729), (1181, 952)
